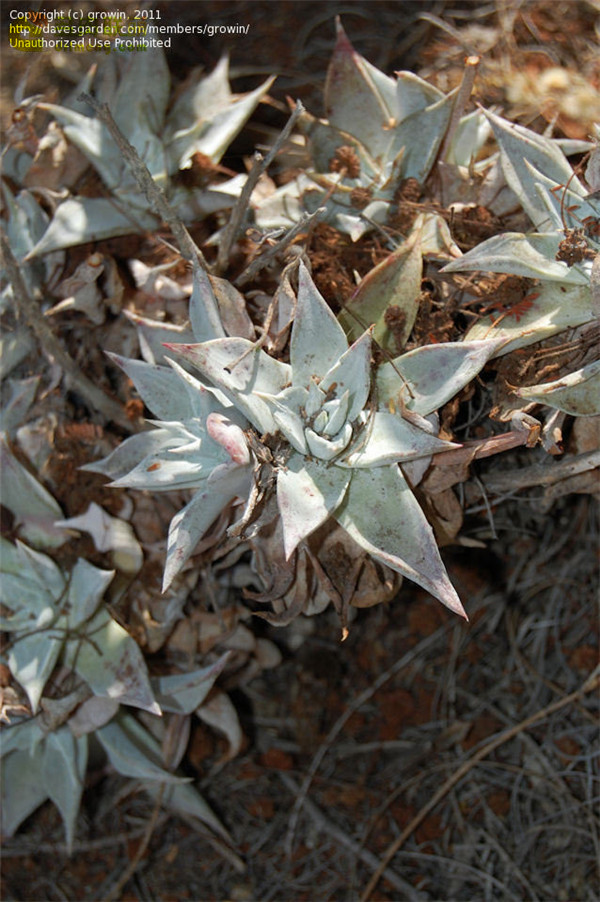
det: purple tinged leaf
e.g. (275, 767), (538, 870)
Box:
(335, 466), (467, 618)
(339, 237), (422, 351)
(376, 340), (506, 417)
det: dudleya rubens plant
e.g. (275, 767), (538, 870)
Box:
(87, 261), (507, 619)
(444, 114), (600, 418)
(255, 20), (491, 242)
(0, 537), (231, 848)
(26, 48), (274, 255)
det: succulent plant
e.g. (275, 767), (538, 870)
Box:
(0, 534), (231, 847)
(88, 258), (506, 617)
(255, 20), (491, 241)
(443, 112), (599, 417)
(26, 49), (274, 255)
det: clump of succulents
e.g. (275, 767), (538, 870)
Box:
(87, 257), (508, 618)
(0, 536), (231, 848)
(255, 20), (491, 241)
(444, 113), (599, 418)
(24, 48), (273, 255)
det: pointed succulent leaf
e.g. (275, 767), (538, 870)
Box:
(270, 399), (309, 454)
(14, 540), (66, 599)
(292, 263), (349, 386)
(528, 160), (600, 240)
(442, 232), (589, 284)
(66, 559), (115, 629)
(163, 466), (252, 590)
(152, 653), (230, 715)
(464, 282), (594, 354)
(37, 103), (124, 189)
(0, 376), (41, 436)
(344, 411), (459, 467)
(28, 197), (158, 257)
(8, 631), (63, 714)
(320, 329), (372, 421)
(166, 339), (291, 433)
(305, 423), (353, 460)
(55, 504), (142, 576)
(189, 261), (227, 341)
(187, 75), (275, 166)
(338, 234), (423, 350)
(0, 440), (65, 549)
(277, 453), (351, 558)
(81, 429), (175, 482)
(514, 359), (600, 416)
(0, 739), (48, 838)
(483, 109), (582, 230)
(394, 71), (446, 121)
(96, 714), (187, 783)
(335, 466), (466, 617)
(42, 729), (88, 852)
(324, 21), (397, 161)
(153, 782), (230, 841)
(111, 48), (170, 142)
(386, 91), (455, 183)
(63, 609), (160, 715)
(377, 339), (506, 416)
(107, 353), (198, 421)
(445, 109), (491, 167)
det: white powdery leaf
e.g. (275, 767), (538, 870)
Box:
(276, 454), (351, 558)
(0, 441), (66, 549)
(335, 465), (466, 617)
(483, 109), (582, 231)
(42, 729), (88, 853)
(151, 652), (230, 715)
(324, 20), (397, 162)
(96, 715), (187, 783)
(81, 430), (173, 482)
(376, 340), (505, 417)
(55, 505), (142, 575)
(66, 557), (115, 627)
(189, 260), (227, 341)
(292, 263), (349, 386)
(464, 282), (594, 354)
(63, 609), (160, 715)
(166, 338), (291, 434)
(27, 197), (157, 257)
(514, 359), (600, 417)
(442, 232), (589, 285)
(319, 328), (372, 419)
(8, 630), (63, 714)
(0, 740), (48, 839)
(344, 411), (458, 467)
(163, 466), (251, 590)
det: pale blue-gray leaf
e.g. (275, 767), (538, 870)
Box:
(291, 263), (349, 387)
(376, 340), (505, 416)
(63, 609), (160, 715)
(276, 453), (351, 557)
(0, 743), (48, 838)
(336, 466), (466, 617)
(344, 410), (458, 467)
(166, 339), (290, 433)
(152, 653), (230, 714)
(67, 559), (115, 629)
(96, 715), (186, 783)
(42, 729), (88, 852)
